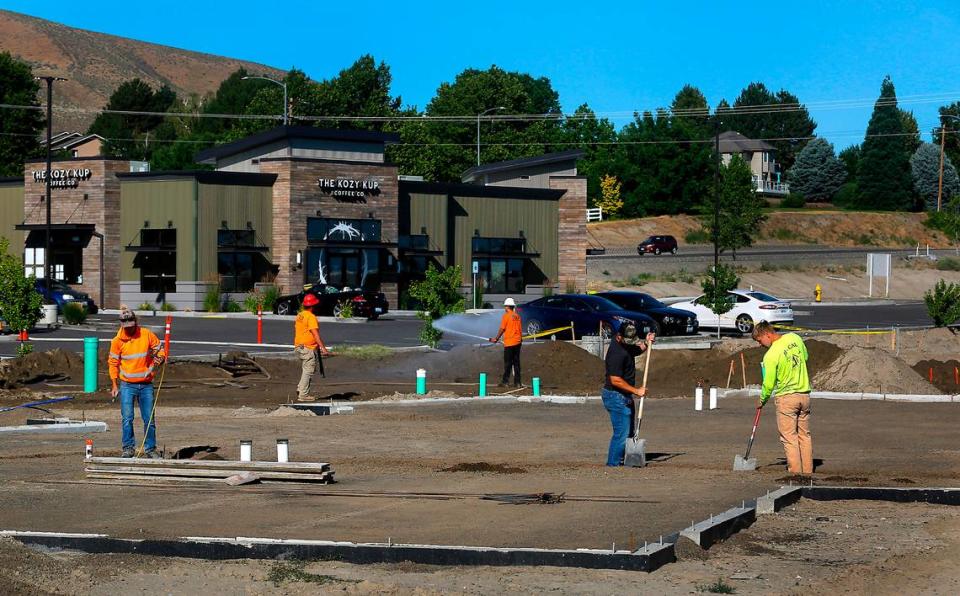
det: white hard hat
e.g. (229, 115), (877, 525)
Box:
(504, 298), (516, 307)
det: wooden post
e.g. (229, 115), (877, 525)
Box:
(740, 352), (747, 388)
(726, 360), (734, 389)
(570, 321), (576, 343)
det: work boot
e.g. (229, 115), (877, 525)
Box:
(297, 394), (316, 402)
(144, 449), (163, 460)
(120, 448), (134, 458)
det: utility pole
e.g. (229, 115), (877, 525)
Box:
(35, 76), (66, 296)
(714, 119), (722, 270)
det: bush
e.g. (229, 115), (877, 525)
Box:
(62, 302), (88, 325)
(137, 301), (154, 311)
(16, 342), (33, 358)
(408, 264), (465, 347)
(834, 181), (858, 208)
(418, 322), (443, 348)
(924, 279), (960, 327)
(0, 238), (42, 335)
(937, 257), (960, 271)
(781, 193), (806, 208)
(684, 229), (710, 244)
(243, 285), (282, 314)
(222, 298), (243, 313)
(203, 284), (221, 312)
(160, 302), (177, 311)
(335, 300), (355, 318)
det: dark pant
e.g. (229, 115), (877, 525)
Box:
(502, 344), (521, 385)
(601, 388), (635, 466)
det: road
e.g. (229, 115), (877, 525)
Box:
(0, 301), (932, 358)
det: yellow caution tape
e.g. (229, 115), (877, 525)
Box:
(774, 323), (895, 335)
(523, 325), (573, 340)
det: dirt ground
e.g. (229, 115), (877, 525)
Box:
(4, 498), (960, 595)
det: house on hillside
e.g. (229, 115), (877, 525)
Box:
(718, 131), (789, 196)
(41, 132), (104, 158)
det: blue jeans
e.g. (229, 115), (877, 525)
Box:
(601, 388), (634, 466)
(120, 381), (156, 451)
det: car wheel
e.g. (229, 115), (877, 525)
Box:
(671, 247), (678, 254)
(276, 300), (292, 316)
(654, 247), (662, 255)
(649, 320), (662, 337)
(367, 313), (379, 321)
(525, 319), (543, 338)
(600, 321), (613, 340)
(736, 314), (754, 334)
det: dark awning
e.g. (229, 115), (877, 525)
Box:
(306, 240), (398, 249)
(17, 224), (95, 248)
(400, 249), (445, 257)
(472, 251), (540, 258)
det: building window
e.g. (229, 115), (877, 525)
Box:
(134, 228), (176, 294)
(307, 218), (381, 243)
(217, 229), (270, 292)
(474, 257), (525, 294)
(24, 248), (44, 278)
(471, 237), (526, 254)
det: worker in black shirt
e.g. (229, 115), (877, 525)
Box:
(601, 321), (656, 466)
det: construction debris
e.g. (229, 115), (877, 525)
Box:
(85, 457), (335, 484)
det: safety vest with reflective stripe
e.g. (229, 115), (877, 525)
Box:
(109, 327), (163, 383)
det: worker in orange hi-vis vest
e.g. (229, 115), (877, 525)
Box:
(108, 306), (165, 459)
(489, 297), (523, 388)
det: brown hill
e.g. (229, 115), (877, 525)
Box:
(0, 9), (284, 133)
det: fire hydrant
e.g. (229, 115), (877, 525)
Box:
(814, 283), (822, 303)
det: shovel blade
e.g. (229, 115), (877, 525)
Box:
(624, 438), (647, 468)
(733, 455), (757, 471)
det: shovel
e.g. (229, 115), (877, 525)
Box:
(624, 344), (653, 468)
(733, 406), (763, 471)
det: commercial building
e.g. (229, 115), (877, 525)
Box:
(0, 126), (587, 310)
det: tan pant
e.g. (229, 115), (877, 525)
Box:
(776, 392), (813, 474)
(296, 346), (317, 399)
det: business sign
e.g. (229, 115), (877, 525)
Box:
(317, 177), (381, 201)
(32, 168), (92, 189)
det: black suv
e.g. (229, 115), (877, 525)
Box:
(637, 235), (678, 255)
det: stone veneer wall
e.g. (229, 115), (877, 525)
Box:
(548, 176), (588, 293)
(22, 159), (127, 308)
(259, 158), (400, 307)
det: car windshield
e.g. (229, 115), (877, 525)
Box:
(640, 237), (655, 244)
(638, 293), (666, 308)
(747, 291), (780, 302)
(582, 296), (624, 312)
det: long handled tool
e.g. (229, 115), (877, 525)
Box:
(733, 407), (763, 471)
(624, 344), (653, 467)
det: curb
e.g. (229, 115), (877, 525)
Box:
(98, 309), (372, 323)
(720, 388), (960, 403)
(788, 299), (899, 307)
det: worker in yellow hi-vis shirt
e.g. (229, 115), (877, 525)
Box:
(751, 321), (813, 474)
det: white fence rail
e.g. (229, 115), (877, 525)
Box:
(586, 207), (603, 222)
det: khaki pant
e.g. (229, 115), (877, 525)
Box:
(296, 346), (317, 399)
(776, 392), (813, 474)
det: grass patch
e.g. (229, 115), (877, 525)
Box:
(612, 273), (654, 287)
(334, 344), (392, 359)
(759, 262), (802, 273)
(697, 578), (736, 594)
(769, 228), (802, 242)
(937, 257), (960, 271)
(266, 561), (358, 587)
(684, 229), (710, 244)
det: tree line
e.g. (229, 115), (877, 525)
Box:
(2, 51), (959, 218)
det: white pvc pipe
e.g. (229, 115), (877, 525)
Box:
(695, 387), (703, 411)
(709, 387), (718, 410)
(276, 439), (289, 463)
(239, 440), (252, 462)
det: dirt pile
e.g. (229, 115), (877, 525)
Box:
(912, 359), (960, 394)
(0, 350), (84, 388)
(814, 346), (941, 394)
(439, 462), (526, 474)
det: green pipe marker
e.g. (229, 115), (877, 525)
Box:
(416, 368), (427, 395)
(83, 337), (98, 393)
(479, 373), (487, 397)
(532, 377), (541, 397)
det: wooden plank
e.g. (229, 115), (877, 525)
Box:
(88, 457), (329, 473)
(86, 472), (334, 485)
(86, 466), (333, 482)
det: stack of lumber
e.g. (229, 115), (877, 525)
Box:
(85, 457), (334, 484)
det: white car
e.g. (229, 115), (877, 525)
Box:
(672, 290), (794, 334)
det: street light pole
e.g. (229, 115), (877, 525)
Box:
(242, 75), (288, 125)
(936, 114), (960, 212)
(35, 75), (66, 296)
(477, 106), (506, 166)
(714, 118), (722, 270)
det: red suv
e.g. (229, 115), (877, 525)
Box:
(637, 235), (678, 255)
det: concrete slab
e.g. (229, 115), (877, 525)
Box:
(0, 421), (107, 434)
(756, 486), (802, 514)
(679, 504), (756, 549)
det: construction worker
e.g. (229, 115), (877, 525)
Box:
(489, 297), (523, 387)
(109, 306), (165, 459)
(601, 322), (655, 466)
(752, 321), (814, 475)
(294, 293), (331, 401)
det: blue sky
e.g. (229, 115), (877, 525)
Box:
(6, 1), (960, 149)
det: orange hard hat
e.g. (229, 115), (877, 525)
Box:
(302, 294), (319, 307)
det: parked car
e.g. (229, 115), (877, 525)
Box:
(517, 294), (656, 340)
(670, 290), (793, 334)
(597, 291), (699, 336)
(636, 235), (678, 256)
(34, 279), (98, 314)
(273, 284), (389, 319)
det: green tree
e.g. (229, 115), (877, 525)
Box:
(556, 103), (617, 199)
(0, 51), (44, 176)
(0, 237), (42, 335)
(721, 82), (817, 171)
(195, 68), (276, 136)
(701, 155), (767, 259)
(838, 144), (861, 178)
(596, 174), (623, 217)
(924, 279), (960, 327)
(788, 138), (847, 202)
(88, 78), (178, 160)
(900, 109), (921, 155)
(911, 142), (960, 212)
(856, 76), (915, 211)
(700, 264), (740, 338)
(933, 102), (960, 172)
(408, 264), (465, 347)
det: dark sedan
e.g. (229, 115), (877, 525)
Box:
(517, 294), (656, 340)
(274, 284), (389, 319)
(34, 279), (98, 314)
(597, 291), (699, 336)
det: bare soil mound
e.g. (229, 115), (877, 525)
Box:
(814, 346), (941, 394)
(0, 350), (83, 388)
(912, 359), (960, 394)
(439, 462), (526, 474)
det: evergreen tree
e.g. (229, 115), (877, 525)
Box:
(932, 102), (960, 173)
(838, 144), (861, 178)
(0, 52), (44, 176)
(88, 79), (178, 160)
(856, 76), (915, 210)
(910, 142), (960, 211)
(900, 110), (921, 155)
(556, 104), (617, 199)
(788, 138), (847, 202)
(700, 155), (767, 259)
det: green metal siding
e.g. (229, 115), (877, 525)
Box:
(406, 193), (448, 263)
(197, 183), (273, 281)
(451, 196), (558, 283)
(0, 184), (24, 254)
(119, 179), (197, 282)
